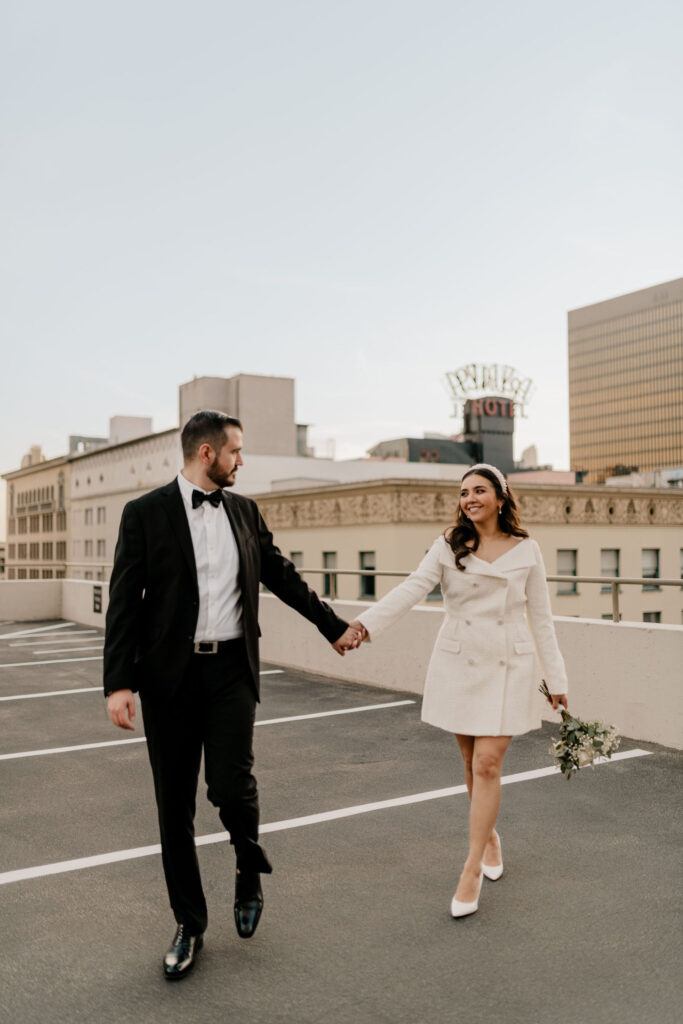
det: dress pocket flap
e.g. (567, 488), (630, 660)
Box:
(514, 641), (535, 654)
(438, 638), (461, 653)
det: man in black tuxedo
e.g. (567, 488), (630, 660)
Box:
(104, 410), (359, 979)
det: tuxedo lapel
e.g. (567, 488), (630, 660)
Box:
(161, 481), (199, 585)
(221, 493), (251, 591)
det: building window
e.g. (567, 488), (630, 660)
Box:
(56, 511), (66, 531)
(600, 549), (619, 592)
(8, 518), (15, 535)
(42, 569), (53, 579)
(85, 540), (93, 557)
(85, 508), (93, 525)
(18, 569), (27, 579)
(56, 569), (65, 580)
(556, 550), (577, 594)
(360, 551), (376, 599)
(97, 506), (106, 524)
(29, 568), (39, 579)
(18, 518), (27, 534)
(29, 543), (40, 560)
(97, 540), (106, 557)
(322, 551), (337, 598)
(289, 551), (303, 569)
(84, 571), (93, 580)
(641, 549), (660, 590)
(18, 544), (27, 560)
(56, 541), (66, 561)
(8, 544), (15, 559)
(30, 515), (40, 532)
(42, 542), (53, 561)
(642, 611), (661, 623)
(42, 513), (53, 531)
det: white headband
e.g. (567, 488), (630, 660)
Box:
(465, 463), (508, 494)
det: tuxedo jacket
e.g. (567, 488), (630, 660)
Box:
(103, 480), (347, 700)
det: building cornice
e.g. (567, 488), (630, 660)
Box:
(2, 456), (71, 481)
(253, 477), (683, 528)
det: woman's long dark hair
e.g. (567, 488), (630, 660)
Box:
(445, 466), (528, 571)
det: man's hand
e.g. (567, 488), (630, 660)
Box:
(107, 689), (136, 730)
(332, 621), (367, 656)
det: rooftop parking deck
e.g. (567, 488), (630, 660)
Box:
(0, 620), (681, 1024)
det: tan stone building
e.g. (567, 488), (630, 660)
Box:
(3, 450), (70, 579)
(255, 478), (683, 625)
(568, 277), (683, 483)
(179, 374), (305, 457)
(68, 428), (181, 579)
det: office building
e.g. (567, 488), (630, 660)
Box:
(568, 277), (683, 483)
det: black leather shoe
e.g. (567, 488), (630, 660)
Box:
(234, 871), (263, 939)
(163, 924), (203, 980)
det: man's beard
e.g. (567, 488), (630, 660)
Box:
(207, 457), (236, 489)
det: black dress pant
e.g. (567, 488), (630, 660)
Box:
(141, 639), (259, 935)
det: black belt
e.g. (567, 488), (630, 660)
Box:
(193, 638), (244, 655)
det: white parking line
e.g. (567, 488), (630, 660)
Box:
(0, 669), (284, 703)
(0, 623), (76, 640)
(0, 687), (103, 702)
(36, 646), (105, 655)
(11, 632), (99, 646)
(257, 700), (415, 726)
(0, 698), (414, 758)
(0, 656), (104, 668)
(0, 657), (291, 670)
(0, 749), (652, 886)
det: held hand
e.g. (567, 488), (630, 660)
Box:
(548, 693), (569, 712)
(332, 622), (367, 656)
(107, 689), (136, 730)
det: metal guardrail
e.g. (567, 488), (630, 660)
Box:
(3, 563), (681, 623)
(297, 569), (683, 623)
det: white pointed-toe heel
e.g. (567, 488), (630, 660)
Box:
(450, 872), (484, 918)
(482, 833), (503, 881)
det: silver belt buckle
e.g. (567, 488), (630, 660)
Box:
(194, 641), (218, 654)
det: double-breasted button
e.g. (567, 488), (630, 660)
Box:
(465, 619), (471, 626)
(499, 659), (506, 666)
(467, 658), (475, 666)
(497, 619), (504, 626)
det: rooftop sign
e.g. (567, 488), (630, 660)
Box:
(444, 363), (534, 418)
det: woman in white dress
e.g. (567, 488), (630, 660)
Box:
(339, 464), (568, 918)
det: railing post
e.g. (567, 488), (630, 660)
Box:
(611, 581), (620, 622)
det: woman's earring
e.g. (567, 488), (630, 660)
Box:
(498, 507), (502, 515)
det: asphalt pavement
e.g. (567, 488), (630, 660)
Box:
(0, 619), (681, 1024)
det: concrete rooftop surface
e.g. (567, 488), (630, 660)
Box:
(0, 619), (681, 1024)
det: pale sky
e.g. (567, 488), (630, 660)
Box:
(2, 0), (682, 534)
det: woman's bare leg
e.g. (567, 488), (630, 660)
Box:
(455, 734), (503, 872)
(454, 734), (511, 902)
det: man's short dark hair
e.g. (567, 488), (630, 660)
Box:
(181, 411), (243, 460)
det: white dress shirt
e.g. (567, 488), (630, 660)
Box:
(177, 472), (243, 642)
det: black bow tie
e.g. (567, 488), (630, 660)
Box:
(192, 488), (223, 509)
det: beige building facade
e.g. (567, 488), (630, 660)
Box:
(68, 428), (181, 579)
(179, 374), (301, 457)
(568, 277), (683, 483)
(3, 452), (70, 579)
(254, 479), (683, 626)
